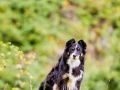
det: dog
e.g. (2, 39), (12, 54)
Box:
(39, 38), (87, 90)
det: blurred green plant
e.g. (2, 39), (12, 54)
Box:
(0, 41), (35, 90)
(0, 41), (54, 90)
(0, 0), (120, 90)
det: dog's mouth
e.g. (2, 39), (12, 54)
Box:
(70, 53), (83, 60)
(73, 55), (77, 59)
(70, 54), (79, 60)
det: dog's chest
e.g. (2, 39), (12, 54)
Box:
(65, 69), (83, 90)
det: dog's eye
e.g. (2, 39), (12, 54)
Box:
(77, 48), (80, 51)
(71, 48), (75, 51)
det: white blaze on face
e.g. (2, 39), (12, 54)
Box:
(71, 44), (80, 59)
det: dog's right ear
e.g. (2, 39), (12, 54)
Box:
(65, 38), (75, 47)
(64, 38), (75, 55)
(65, 38), (75, 53)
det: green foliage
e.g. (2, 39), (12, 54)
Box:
(0, 0), (72, 53)
(0, 41), (33, 89)
(0, 0), (120, 90)
(0, 41), (53, 90)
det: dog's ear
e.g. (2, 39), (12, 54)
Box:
(65, 38), (75, 53)
(78, 40), (86, 49)
(66, 38), (75, 47)
(78, 40), (87, 54)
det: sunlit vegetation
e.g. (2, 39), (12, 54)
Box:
(0, 0), (120, 90)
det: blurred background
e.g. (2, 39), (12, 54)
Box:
(0, 0), (120, 90)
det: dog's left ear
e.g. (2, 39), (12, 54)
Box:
(78, 40), (87, 54)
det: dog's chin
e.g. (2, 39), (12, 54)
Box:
(71, 55), (80, 60)
(71, 58), (78, 61)
(67, 56), (81, 68)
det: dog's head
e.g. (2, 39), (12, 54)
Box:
(64, 38), (86, 67)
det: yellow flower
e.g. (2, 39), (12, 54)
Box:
(62, 0), (70, 6)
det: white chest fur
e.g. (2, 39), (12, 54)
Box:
(66, 68), (83, 90)
(67, 58), (81, 68)
(66, 56), (84, 90)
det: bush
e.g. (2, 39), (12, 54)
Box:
(0, 41), (34, 89)
(0, 0), (120, 90)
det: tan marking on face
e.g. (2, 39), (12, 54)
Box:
(67, 52), (70, 55)
(81, 53), (83, 57)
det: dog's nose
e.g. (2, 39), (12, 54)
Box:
(73, 55), (76, 58)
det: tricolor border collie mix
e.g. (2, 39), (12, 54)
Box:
(39, 38), (87, 90)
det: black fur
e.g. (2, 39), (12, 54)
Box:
(39, 38), (87, 90)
